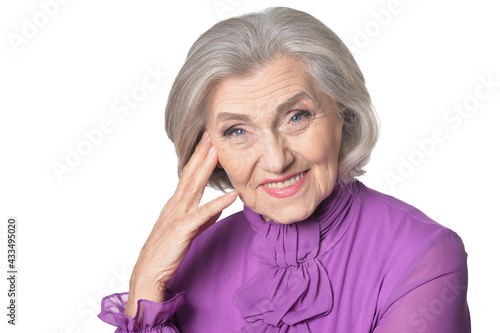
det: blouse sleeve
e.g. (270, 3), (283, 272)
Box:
(97, 289), (186, 332)
(373, 228), (471, 333)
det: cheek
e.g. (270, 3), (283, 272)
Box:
(316, 116), (343, 162)
(291, 128), (341, 164)
(215, 143), (253, 185)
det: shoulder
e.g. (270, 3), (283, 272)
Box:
(353, 182), (467, 271)
(356, 183), (457, 241)
(357, 183), (441, 227)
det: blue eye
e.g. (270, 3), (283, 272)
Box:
(223, 127), (246, 137)
(290, 111), (311, 123)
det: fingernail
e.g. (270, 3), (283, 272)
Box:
(208, 145), (216, 155)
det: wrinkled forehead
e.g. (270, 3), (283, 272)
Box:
(208, 56), (323, 123)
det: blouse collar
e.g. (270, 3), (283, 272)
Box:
(234, 180), (360, 331)
(242, 179), (359, 260)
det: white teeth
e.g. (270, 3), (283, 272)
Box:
(263, 172), (305, 189)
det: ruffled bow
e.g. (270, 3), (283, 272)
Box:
(233, 181), (358, 332)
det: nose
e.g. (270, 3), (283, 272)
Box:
(258, 130), (294, 174)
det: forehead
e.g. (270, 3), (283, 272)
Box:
(209, 57), (320, 119)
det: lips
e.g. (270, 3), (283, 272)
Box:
(259, 170), (309, 198)
(262, 171), (306, 188)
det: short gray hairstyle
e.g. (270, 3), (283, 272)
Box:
(165, 7), (379, 191)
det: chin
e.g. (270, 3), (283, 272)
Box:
(266, 205), (315, 224)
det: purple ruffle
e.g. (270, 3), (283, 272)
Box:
(234, 181), (357, 332)
(98, 291), (185, 332)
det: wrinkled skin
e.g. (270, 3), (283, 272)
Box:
(207, 56), (344, 223)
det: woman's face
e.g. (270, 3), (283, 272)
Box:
(207, 56), (343, 224)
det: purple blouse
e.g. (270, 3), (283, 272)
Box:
(98, 181), (470, 332)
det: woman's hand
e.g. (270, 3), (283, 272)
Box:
(125, 131), (238, 318)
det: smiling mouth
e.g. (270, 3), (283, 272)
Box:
(262, 171), (307, 189)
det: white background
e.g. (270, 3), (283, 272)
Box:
(1, 0), (498, 332)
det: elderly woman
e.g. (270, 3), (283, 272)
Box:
(98, 7), (470, 333)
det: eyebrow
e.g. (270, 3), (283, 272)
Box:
(215, 91), (314, 123)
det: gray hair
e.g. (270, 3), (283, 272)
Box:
(165, 7), (379, 191)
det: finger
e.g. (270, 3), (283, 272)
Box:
(176, 132), (212, 193)
(196, 210), (223, 237)
(183, 145), (220, 205)
(181, 131), (212, 179)
(177, 138), (220, 206)
(192, 191), (238, 235)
